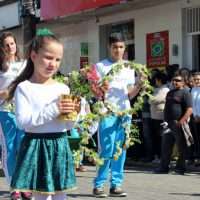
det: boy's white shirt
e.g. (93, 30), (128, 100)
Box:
(95, 59), (135, 111)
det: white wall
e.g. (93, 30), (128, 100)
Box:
(41, 20), (99, 74)
(134, 3), (182, 66)
(0, 2), (20, 30)
(6, 0), (200, 73)
(48, 1), (183, 74)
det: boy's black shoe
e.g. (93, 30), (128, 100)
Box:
(93, 188), (108, 198)
(109, 187), (127, 197)
(174, 168), (185, 175)
(154, 167), (169, 174)
(173, 170), (185, 175)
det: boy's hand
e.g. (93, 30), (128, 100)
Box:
(101, 80), (109, 93)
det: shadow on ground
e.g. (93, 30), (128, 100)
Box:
(169, 192), (200, 197)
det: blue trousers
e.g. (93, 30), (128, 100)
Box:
(94, 115), (130, 189)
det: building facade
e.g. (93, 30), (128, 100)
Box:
(1, 0), (200, 73)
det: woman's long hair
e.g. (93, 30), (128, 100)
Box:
(7, 34), (61, 101)
(0, 47), (9, 72)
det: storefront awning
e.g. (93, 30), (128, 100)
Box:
(41, 0), (122, 20)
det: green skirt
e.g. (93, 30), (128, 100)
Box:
(10, 132), (76, 194)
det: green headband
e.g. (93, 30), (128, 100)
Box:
(36, 28), (54, 36)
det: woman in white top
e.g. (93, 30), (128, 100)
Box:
(7, 29), (78, 200)
(149, 71), (169, 160)
(0, 32), (30, 200)
(0, 32), (26, 108)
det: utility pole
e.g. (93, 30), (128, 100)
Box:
(20, 0), (38, 53)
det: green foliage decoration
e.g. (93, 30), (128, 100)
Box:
(54, 61), (153, 166)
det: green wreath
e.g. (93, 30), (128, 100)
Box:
(55, 61), (153, 166)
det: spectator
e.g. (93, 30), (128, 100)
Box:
(155, 72), (192, 175)
(149, 71), (169, 162)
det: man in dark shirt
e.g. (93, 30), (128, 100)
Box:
(155, 72), (192, 175)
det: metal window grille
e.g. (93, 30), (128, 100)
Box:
(185, 7), (200, 35)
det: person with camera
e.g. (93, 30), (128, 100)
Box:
(155, 71), (192, 175)
(149, 71), (169, 162)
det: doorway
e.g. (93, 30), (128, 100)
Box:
(193, 35), (200, 71)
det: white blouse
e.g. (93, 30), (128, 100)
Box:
(14, 80), (75, 133)
(0, 60), (26, 110)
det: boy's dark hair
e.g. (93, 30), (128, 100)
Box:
(109, 33), (125, 45)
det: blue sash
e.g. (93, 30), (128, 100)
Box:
(0, 111), (24, 184)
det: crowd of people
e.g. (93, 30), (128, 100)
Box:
(0, 28), (199, 200)
(139, 65), (200, 176)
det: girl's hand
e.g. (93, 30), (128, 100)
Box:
(0, 89), (8, 100)
(57, 98), (76, 114)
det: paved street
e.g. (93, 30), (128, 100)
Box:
(1, 164), (200, 200)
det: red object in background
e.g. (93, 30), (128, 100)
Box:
(146, 30), (169, 68)
(80, 56), (89, 68)
(41, 0), (122, 20)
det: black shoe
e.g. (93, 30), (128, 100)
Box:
(93, 188), (108, 198)
(140, 157), (153, 163)
(173, 170), (185, 175)
(154, 167), (169, 174)
(187, 159), (194, 166)
(174, 168), (185, 175)
(109, 187), (127, 197)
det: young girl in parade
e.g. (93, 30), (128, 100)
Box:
(0, 32), (31, 200)
(7, 29), (77, 200)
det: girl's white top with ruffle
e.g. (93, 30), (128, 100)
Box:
(14, 80), (75, 133)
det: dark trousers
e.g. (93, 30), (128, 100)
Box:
(160, 120), (187, 171)
(193, 122), (200, 158)
(142, 117), (153, 159)
(151, 119), (163, 158)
